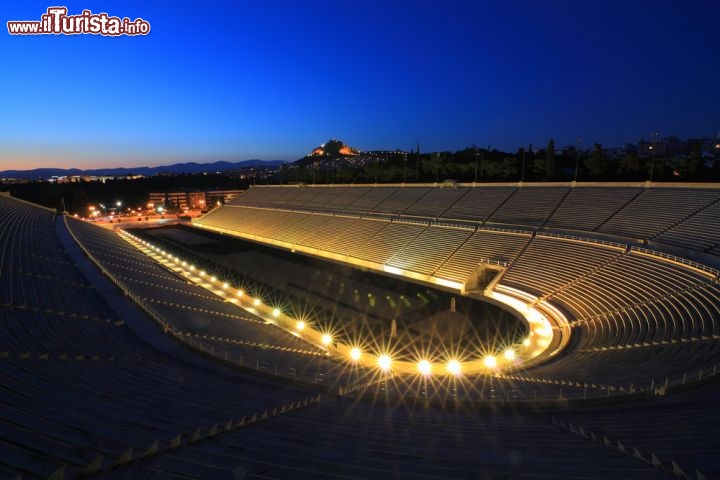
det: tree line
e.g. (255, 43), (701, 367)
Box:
(276, 139), (720, 184)
(4, 139), (719, 213)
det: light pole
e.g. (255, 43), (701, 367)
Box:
(649, 145), (655, 182)
(649, 132), (659, 182)
(415, 142), (420, 180)
(481, 149), (485, 181)
(484, 145), (490, 180)
(574, 138), (581, 182)
(403, 154), (407, 184)
(474, 149), (478, 183)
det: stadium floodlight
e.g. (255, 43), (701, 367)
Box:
(253, 298), (261, 306)
(189, 265), (195, 271)
(296, 320), (306, 331)
(236, 289), (244, 297)
(417, 359), (432, 376)
(321, 334), (332, 346)
(210, 276), (217, 282)
(483, 355), (497, 369)
(503, 349), (516, 361)
(523, 338), (531, 347)
(349, 347), (361, 361)
(447, 359), (461, 375)
(199, 270), (205, 277)
(222, 282), (229, 290)
(272, 308), (280, 318)
(378, 354), (392, 371)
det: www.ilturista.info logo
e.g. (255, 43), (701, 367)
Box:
(7, 7), (150, 36)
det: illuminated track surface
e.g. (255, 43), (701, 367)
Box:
(118, 229), (569, 378)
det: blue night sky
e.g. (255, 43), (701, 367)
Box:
(2, 1), (719, 170)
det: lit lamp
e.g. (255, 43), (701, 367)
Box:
(447, 359), (461, 376)
(483, 355), (497, 369)
(378, 354), (392, 372)
(417, 359), (432, 376)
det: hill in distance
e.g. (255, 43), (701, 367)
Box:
(308, 139), (361, 157)
(295, 139), (361, 167)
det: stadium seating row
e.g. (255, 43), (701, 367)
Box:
(2, 189), (719, 479)
(196, 186), (720, 386)
(227, 184), (720, 251)
(0, 195), (316, 478)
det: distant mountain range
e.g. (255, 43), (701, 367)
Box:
(1, 139), (367, 180)
(0, 160), (286, 180)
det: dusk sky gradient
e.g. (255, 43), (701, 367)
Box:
(2, 1), (719, 170)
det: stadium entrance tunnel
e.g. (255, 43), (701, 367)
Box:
(123, 225), (569, 377)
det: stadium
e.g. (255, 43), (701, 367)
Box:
(1, 181), (719, 480)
